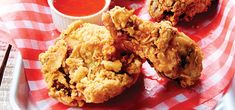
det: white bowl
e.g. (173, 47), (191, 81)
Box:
(47, 0), (111, 32)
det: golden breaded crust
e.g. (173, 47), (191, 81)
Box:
(39, 21), (142, 106)
(102, 6), (203, 87)
(148, 0), (212, 25)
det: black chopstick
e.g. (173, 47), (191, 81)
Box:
(0, 44), (12, 86)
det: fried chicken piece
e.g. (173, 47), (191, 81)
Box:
(102, 6), (203, 87)
(39, 21), (143, 106)
(148, 0), (212, 25)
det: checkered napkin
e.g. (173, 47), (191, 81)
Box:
(0, 0), (234, 109)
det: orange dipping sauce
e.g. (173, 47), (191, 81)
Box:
(53, 0), (106, 17)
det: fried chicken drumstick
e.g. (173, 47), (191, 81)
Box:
(39, 21), (143, 106)
(102, 6), (203, 87)
(148, 0), (212, 25)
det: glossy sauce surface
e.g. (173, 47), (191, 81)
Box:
(53, 0), (106, 16)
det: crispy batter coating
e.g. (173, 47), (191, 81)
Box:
(102, 6), (203, 87)
(39, 21), (143, 106)
(148, 0), (212, 25)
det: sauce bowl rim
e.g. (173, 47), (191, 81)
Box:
(47, 0), (111, 19)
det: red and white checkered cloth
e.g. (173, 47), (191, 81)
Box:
(0, 0), (235, 109)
